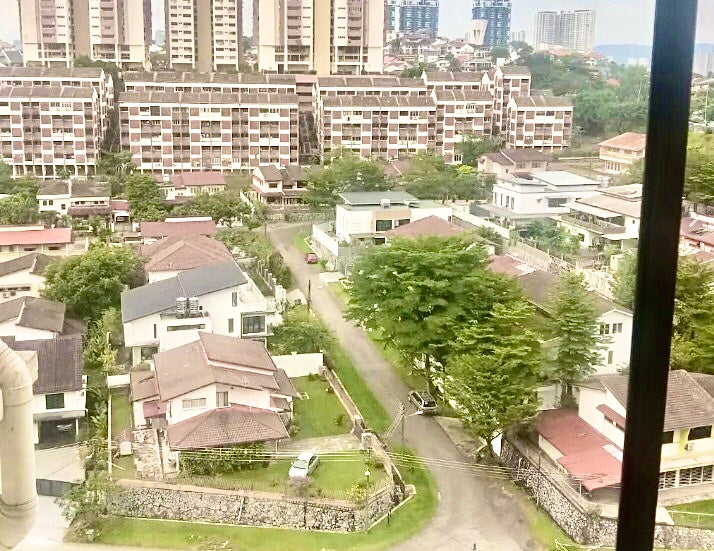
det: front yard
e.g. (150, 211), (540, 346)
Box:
(668, 500), (714, 528)
(292, 376), (351, 440)
(110, 391), (136, 480)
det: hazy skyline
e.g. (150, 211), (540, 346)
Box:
(0, 0), (712, 46)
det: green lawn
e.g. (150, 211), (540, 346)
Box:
(93, 454), (437, 551)
(112, 455), (137, 480)
(324, 341), (391, 434)
(292, 232), (314, 255)
(669, 500), (714, 528)
(110, 392), (132, 440)
(292, 376), (351, 440)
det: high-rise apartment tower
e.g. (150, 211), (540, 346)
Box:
(19, 0), (151, 68)
(165, 0), (244, 71)
(257, 0), (384, 75)
(533, 10), (595, 53)
(471, 0), (511, 47)
(386, 0), (439, 37)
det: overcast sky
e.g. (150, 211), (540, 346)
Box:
(1, 0), (712, 45)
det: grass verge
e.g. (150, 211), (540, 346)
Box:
(292, 376), (352, 439)
(93, 453), (437, 551)
(110, 392), (131, 440)
(328, 281), (350, 307)
(669, 500), (714, 529)
(292, 232), (314, 255)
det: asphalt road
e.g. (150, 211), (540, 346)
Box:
(269, 223), (541, 551)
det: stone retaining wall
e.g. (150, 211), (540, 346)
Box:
(110, 479), (400, 532)
(502, 438), (714, 549)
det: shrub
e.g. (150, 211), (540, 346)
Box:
(334, 413), (345, 426)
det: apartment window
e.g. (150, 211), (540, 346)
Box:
(216, 391), (229, 408)
(231, 291), (238, 307)
(689, 426), (712, 441)
(228, 318), (234, 333)
(45, 393), (65, 410)
(613, 323), (623, 334)
(242, 314), (266, 335)
(375, 220), (392, 232)
(607, 350), (614, 365)
(662, 431), (674, 444)
(182, 398), (207, 409)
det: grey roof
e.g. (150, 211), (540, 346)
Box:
(424, 71), (484, 83)
(257, 165), (282, 182)
(574, 185), (643, 218)
(71, 180), (111, 198)
(124, 71), (296, 85)
(37, 180), (69, 196)
(317, 76), (422, 88)
(1, 335), (84, 394)
(500, 65), (531, 76)
(500, 149), (552, 163)
(118, 90), (299, 106)
(0, 253), (53, 277)
(0, 296), (66, 333)
(595, 371), (714, 432)
(121, 260), (248, 322)
(322, 95), (435, 108)
(433, 90), (493, 102)
(0, 86), (94, 99)
(339, 191), (419, 206)
(0, 66), (104, 79)
(512, 95), (573, 108)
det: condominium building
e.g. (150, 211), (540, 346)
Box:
(0, 86), (102, 178)
(0, 67), (114, 132)
(165, 0), (244, 72)
(433, 90), (493, 164)
(386, 0), (439, 37)
(19, 0), (151, 68)
(118, 90), (299, 173)
(123, 72), (296, 94)
(492, 65), (531, 135)
(471, 0), (511, 47)
(423, 71), (484, 92)
(257, 0), (384, 75)
(532, 10), (596, 53)
(314, 75), (427, 106)
(505, 95), (574, 151)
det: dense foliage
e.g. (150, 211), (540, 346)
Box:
(398, 154), (490, 202)
(216, 228), (291, 287)
(126, 174), (167, 221)
(268, 308), (334, 355)
(522, 221), (582, 256)
(180, 444), (267, 476)
(173, 190), (251, 226)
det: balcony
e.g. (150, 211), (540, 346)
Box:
(560, 213), (627, 234)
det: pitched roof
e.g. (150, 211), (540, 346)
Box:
(499, 65), (531, 76)
(512, 95), (573, 108)
(141, 235), (232, 273)
(121, 260), (248, 322)
(0, 86), (95, 99)
(130, 371), (159, 401)
(123, 71), (295, 85)
(0, 66), (104, 79)
(594, 370), (714, 432)
(139, 219), (217, 239)
(167, 405), (288, 449)
(599, 132), (647, 151)
(0, 253), (53, 277)
(0, 227), (72, 246)
(37, 180), (69, 196)
(119, 91), (299, 106)
(321, 95), (435, 109)
(424, 71), (484, 82)
(0, 296), (67, 332)
(153, 333), (298, 401)
(385, 216), (463, 239)
(500, 149), (551, 163)
(170, 172), (226, 189)
(488, 255), (536, 278)
(1, 335), (84, 394)
(339, 191), (418, 206)
(256, 165), (282, 182)
(574, 185), (642, 219)
(70, 180), (111, 198)
(433, 90), (493, 102)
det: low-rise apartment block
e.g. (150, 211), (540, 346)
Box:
(118, 91), (299, 174)
(599, 132), (647, 175)
(505, 96), (574, 151)
(423, 71), (485, 92)
(492, 65), (532, 135)
(433, 89), (493, 163)
(0, 86), (103, 178)
(123, 72), (296, 95)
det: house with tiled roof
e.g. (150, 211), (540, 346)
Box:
(0, 225), (81, 258)
(140, 235), (233, 283)
(158, 172), (227, 202)
(250, 165), (318, 211)
(536, 371), (714, 498)
(37, 180), (111, 218)
(384, 215), (464, 241)
(478, 149), (552, 179)
(139, 218), (217, 244)
(0, 296), (86, 341)
(130, 333), (296, 460)
(0, 253), (53, 302)
(599, 132), (647, 175)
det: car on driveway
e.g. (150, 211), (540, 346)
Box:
(289, 451), (320, 478)
(305, 253), (319, 264)
(408, 390), (437, 414)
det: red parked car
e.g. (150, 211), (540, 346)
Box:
(305, 253), (319, 264)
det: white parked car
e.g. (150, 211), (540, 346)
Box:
(289, 451), (319, 478)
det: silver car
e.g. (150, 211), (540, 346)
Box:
(408, 390), (437, 414)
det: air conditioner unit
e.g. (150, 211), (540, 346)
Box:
(685, 442), (696, 451)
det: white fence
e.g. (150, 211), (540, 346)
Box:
(452, 209), (511, 239)
(312, 222), (340, 257)
(273, 352), (324, 378)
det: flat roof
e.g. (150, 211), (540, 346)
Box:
(339, 191), (418, 206)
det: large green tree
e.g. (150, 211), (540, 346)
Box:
(174, 190), (251, 226)
(548, 272), (605, 398)
(456, 134), (501, 167)
(268, 308), (334, 355)
(306, 151), (388, 210)
(612, 251), (638, 309)
(126, 174), (167, 221)
(0, 195), (39, 224)
(42, 244), (144, 320)
(399, 153), (487, 202)
(347, 236), (521, 389)
(446, 301), (543, 456)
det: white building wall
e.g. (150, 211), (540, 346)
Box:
(598, 309), (633, 374)
(0, 270), (45, 302)
(577, 386), (626, 449)
(336, 207), (372, 243)
(0, 320), (56, 341)
(167, 384), (216, 423)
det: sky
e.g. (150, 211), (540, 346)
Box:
(0, 0), (712, 46)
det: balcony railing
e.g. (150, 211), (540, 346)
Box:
(560, 214), (627, 234)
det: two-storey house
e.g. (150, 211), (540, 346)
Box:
(37, 179), (111, 218)
(0, 296), (85, 341)
(250, 165), (316, 210)
(599, 132), (646, 175)
(158, 172), (227, 203)
(0, 253), (53, 302)
(478, 149), (551, 178)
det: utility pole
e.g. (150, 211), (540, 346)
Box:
(400, 403), (406, 450)
(307, 278), (312, 313)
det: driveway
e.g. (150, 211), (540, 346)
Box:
(269, 224), (542, 551)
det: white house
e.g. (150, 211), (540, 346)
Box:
(0, 226), (81, 259)
(477, 171), (600, 229)
(159, 172), (227, 202)
(0, 296), (86, 341)
(335, 191), (453, 245)
(558, 184), (642, 251)
(141, 235), (233, 283)
(598, 132), (646, 175)
(121, 260), (277, 365)
(536, 370), (714, 499)
(478, 149), (551, 179)
(250, 165), (317, 210)
(130, 333), (296, 463)
(2, 335), (86, 444)
(37, 180), (111, 218)
(0, 253), (53, 302)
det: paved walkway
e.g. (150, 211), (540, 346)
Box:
(279, 434), (361, 454)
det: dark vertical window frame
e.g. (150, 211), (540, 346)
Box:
(616, 1), (699, 550)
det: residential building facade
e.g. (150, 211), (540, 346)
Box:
(478, 148), (551, 178)
(123, 72), (297, 95)
(118, 90), (299, 173)
(533, 10), (596, 53)
(19, 0), (151, 68)
(505, 95), (574, 151)
(471, 0), (511, 47)
(433, 89), (493, 164)
(0, 86), (103, 178)
(386, 0), (439, 37)
(492, 65), (532, 135)
(250, 164), (313, 210)
(0, 254), (53, 302)
(257, 0), (384, 75)
(599, 132), (647, 175)
(165, 0), (244, 71)
(37, 180), (111, 218)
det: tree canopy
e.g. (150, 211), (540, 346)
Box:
(174, 190), (251, 226)
(456, 134), (501, 167)
(399, 153), (489, 202)
(268, 308), (334, 355)
(0, 194), (39, 225)
(126, 174), (167, 221)
(42, 244), (144, 321)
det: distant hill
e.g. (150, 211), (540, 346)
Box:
(595, 43), (714, 65)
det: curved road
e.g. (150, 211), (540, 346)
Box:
(269, 224), (541, 551)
